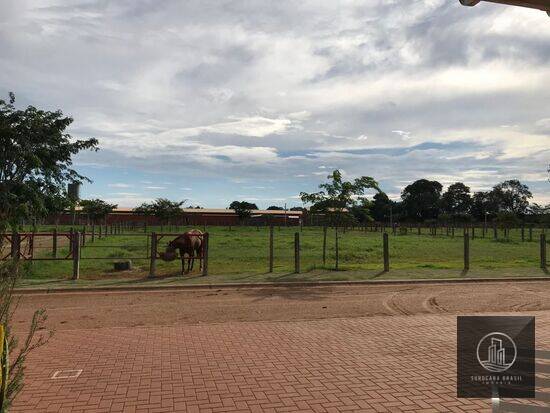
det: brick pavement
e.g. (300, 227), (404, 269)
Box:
(12, 311), (550, 412)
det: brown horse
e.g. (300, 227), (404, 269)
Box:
(159, 229), (203, 275)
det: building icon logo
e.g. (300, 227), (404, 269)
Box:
(476, 332), (517, 373)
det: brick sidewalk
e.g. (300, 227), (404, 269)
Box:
(13, 312), (550, 412)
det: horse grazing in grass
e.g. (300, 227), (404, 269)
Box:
(159, 229), (203, 275)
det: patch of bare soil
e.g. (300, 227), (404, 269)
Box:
(11, 280), (550, 331)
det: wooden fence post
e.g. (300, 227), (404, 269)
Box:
(202, 232), (209, 276)
(268, 226), (274, 273)
(149, 232), (157, 278)
(91, 224), (95, 243)
(322, 226), (327, 266)
(541, 234), (547, 270)
(68, 228), (74, 254)
(464, 230), (470, 272)
(294, 232), (300, 273)
(335, 227), (339, 271)
(11, 232), (20, 260)
(72, 232), (80, 280)
(529, 226), (533, 242)
(82, 225), (86, 246)
(52, 228), (58, 258)
(493, 225), (497, 240)
(383, 232), (389, 272)
(521, 225), (525, 242)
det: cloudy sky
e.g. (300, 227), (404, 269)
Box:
(1, 0), (549, 208)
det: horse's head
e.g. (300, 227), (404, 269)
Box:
(159, 241), (177, 262)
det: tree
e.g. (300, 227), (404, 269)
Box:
(43, 191), (72, 225)
(441, 182), (472, 216)
(134, 198), (185, 224)
(471, 191), (500, 221)
(528, 203), (550, 224)
(491, 180), (532, 215)
(371, 192), (392, 222)
(401, 179), (443, 221)
(0, 93), (98, 232)
(300, 170), (381, 225)
(266, 205), (284, 210)
(79, 199), (117, 224)
(229, 201), (258, 220)
(0, 93), (97, 410)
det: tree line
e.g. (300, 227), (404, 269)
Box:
(299, 172), (549, 226)
(371, 179), (548, 224)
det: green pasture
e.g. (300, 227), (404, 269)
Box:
(12, 225), (549, 287)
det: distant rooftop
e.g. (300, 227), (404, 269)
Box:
(73, 207), (303, 215)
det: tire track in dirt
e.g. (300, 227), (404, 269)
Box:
(382, 290), (412, 315)
(422, 295), (448, 314)
(508, 285), (546, 312)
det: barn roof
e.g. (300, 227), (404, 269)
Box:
(73, 207), (303, 216)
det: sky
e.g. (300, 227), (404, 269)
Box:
(1, 0), (549, 209)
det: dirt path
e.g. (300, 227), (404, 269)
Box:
(13, 280), (550, 331)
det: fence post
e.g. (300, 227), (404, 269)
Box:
(52, 228), (58, 258)
(11, 232), (20, 260)
(464, 230), (470, 272)
(521, 225), (525, 242)
(91, 224), (95, 243)
(149, 232), (157, 278)
(529, 226), (533, 242)
(82, 225), (86, 246)
(383, 232), (389, 272)
(335, 227), (339, 271)
(72, 232), (80, 280)
(322, 226), (327, 266)
(269, 226), (274, 273)
(493, 225), (497, 240)
(68, 227), (74, 254)
(541, 234), (547, 270)
(202, 232), (209, 276)
(294, 232), (300, 273)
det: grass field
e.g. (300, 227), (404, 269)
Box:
(7, 224), (548, 287)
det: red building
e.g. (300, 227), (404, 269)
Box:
(53, 208), (303, 226)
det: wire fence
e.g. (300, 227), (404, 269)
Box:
(0, 223), (548, 280)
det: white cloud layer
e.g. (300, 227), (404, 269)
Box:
(0, 0), (549, 206)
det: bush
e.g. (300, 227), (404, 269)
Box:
(0, 262), (51, 410)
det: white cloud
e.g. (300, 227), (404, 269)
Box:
(108, 183), (132, 188)
(2, 0), (549, 206)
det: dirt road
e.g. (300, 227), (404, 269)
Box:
(14, 280), (550, 330)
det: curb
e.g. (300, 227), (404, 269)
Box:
(14, 275), (550, 294)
